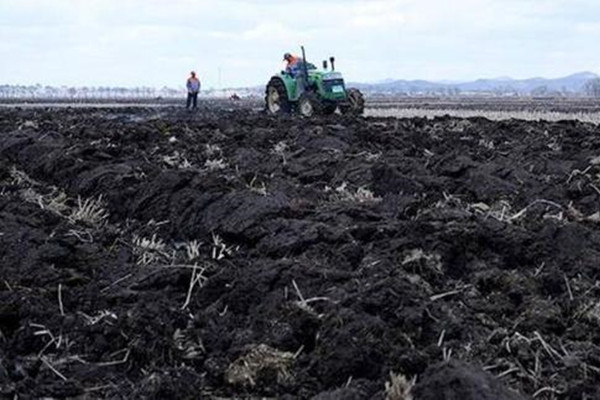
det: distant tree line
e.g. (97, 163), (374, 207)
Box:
(0, 85), (185, 100)
(4, 80), (600, 99)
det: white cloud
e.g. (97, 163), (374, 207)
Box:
(575, 22), (600, 34)
(0, 0), (599, 87)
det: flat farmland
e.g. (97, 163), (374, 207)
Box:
(1, 102), (600, 399)
(365, 97), (600, 124)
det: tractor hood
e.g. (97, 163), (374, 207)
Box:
(322, 72), (343, 80)
(309, 71), (344, 81)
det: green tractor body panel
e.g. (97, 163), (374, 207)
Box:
(278, 74), (299, 100)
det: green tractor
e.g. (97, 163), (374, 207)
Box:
(265, 47), (365, 117)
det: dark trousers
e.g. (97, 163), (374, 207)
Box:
(187, 92), (198, 109)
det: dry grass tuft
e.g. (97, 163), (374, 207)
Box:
(328, 182), (382, 204)
(205, 144), (222, 157)
(385, 372), (416, 400)
(225, 344), (295, 387)
(21, 187), (70, 216)
(205, 158), (228, 171)
(402, 249), (443, 274)
(162, 151), (193, 169)
(13, 168), (108, 227)
(69, 195), (109, 226)
(183, 240), (202, 262)
(246, 176), (268, 196)
(211, 233), (237, 260)
(9, 166), (38, 186)
(271, 141), (289, 164)
(173, 328), (205, 359)
(583, 301), (600, 323)
(132, 234), (169, 265)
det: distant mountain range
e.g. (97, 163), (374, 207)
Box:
(351, 71), (599, 95)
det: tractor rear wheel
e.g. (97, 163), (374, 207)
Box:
(265, 78), (291, 115)
(340, 88), (365, 115)
(298, 92), (324, 117)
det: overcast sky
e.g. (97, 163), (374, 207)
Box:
(1, 0), (599, 89)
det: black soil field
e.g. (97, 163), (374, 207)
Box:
(1, 106), (600, 399)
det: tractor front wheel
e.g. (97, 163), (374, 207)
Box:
(265, 78), (291, 115)
(298, 92), (324, 117)
(340, 88), (365, 115)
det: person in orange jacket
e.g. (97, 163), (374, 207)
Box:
(283, 53), (303, 77)
(186, 71), (201, 109)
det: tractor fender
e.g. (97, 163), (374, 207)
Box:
(271, 74), (299, 102)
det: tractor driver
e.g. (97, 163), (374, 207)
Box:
(283, 53), (303, 77)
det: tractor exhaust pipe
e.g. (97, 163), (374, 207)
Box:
(330, 57), (336, 71)
(301, 46), (310, 85)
